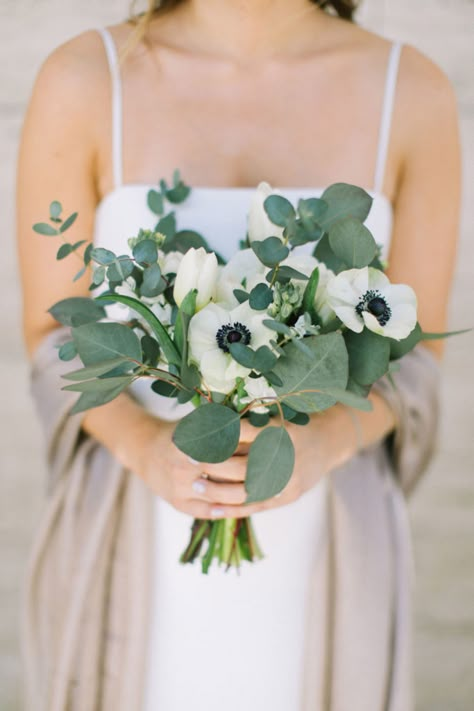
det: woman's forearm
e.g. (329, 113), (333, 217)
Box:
(80, 391), (165, 477)
(315, 390), (398, 474)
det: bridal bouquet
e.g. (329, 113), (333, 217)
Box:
(34, 171), (457, 573)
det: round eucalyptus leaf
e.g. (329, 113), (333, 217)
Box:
(328, 217), (377, 268)
(172, 404), (241, 463)
(147, 189), (164, 216)
(245, 426), (295, 503)
(49, 201), (62, 220)
(319, 183), (373, 230)
(344, 328), (390, 385)
(133, 239), (158, 265)
(249, 283), (273, 310)
(90, 247), (116, 265)
(49, 297), (106, 327)
(263, 195), (296, 227)
(140, 263), (163, 297)
(251, 236), (289, 268)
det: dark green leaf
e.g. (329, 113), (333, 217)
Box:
(249, 283), (273, 310)
(147, 189), (164, 216)
(245, 426), (295, 503)
(233, 289), (249, 304)
(49, 297), (106, 327)
(33, 222), (58, 236)
(251, 237), (289, 268)
(319, 183), (373, 230)
(166, 184), (191, 203)
(174, 289), (197, 357)
(141, 335), (160, 365)
(59, 212), (78, 233)
(265, 265), (309, 284)
(56, 243), (73, 260)
(388, 322), (422, 360)
(172, 403), (241, 463)
(71, 240), (87, 251)
(328, 217), (377, 269)
(58, 341), (77, 361)
(263, 195), (296, 227)
(248, 412), (270, 427)
(344, 329), (390, 385)
(302, 267), (320, 318)
(151, 379), (180, 398)
(84, 242), (93, 266)
(313, 233), (347, 273)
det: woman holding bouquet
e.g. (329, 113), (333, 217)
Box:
(16, 1), (461, 710)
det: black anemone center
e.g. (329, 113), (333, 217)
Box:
(355, 289), (392, 327)
(216, 321), (252, 353)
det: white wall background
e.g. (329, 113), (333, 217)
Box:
(1, 1), (473, 709)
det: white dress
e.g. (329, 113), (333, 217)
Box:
(94, 27), (401, 711)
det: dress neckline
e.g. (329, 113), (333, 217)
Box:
(95, 182), (394, 216)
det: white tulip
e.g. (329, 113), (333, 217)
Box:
(173, 247), (218, 311)
(188, 301), (275, 394)
(247, 181), (285, 244)
(326, 266), (417, 340)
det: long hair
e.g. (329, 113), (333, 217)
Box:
(120, 0), (360, 63)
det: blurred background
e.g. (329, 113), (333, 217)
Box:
(1, 1), (473, 709)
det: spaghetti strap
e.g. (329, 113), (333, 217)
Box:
(96, 27), (123, 189)
(373, 41), (403, 195)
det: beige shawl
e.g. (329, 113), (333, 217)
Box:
(21, 325), (440, 711)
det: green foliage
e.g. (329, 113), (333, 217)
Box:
(344, 328), (390, 386)
(57, 341), (77, 361)
(233, 289), (249, 304)
(141, 335), (160, 366)
(66, 377), (134, 415)
(245, 426), (295, 503)
(172, 403), (241, 463)
(388, 322), (422, 360)
(302, 267), (320, 319)
(71, 322), (142, 365)
(33, 223), (58, 236)
(155, 212), (176, 241)
(163, 169), (191, 203)
(272, 333), (348, 413)
(319, 183), (373, 230)
(49, 201), (62, 220)
(249, 283), (273, 310)
(147, 189), (164, 216)
(90, 247), (116, 265)
(95, 293), (181, 365)
(328, 217), (377, 268)
(132, 239), (158, 265)
(248, 412), (270, 427)
(140, 263), (164, 297)
(49, 297), (106, 327)
(59, 212), (78, 233)
(312, 233), (347, 273)
(107, 256), (134, 283)
(228, 343), (278, 374)
(62, 357), (135, 382)
(265, 265), (309, 284)
(263, 195), (296, 227)
(251, 236), (289, 267)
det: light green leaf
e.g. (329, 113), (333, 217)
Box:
(62, 356), (134, 381)
(133, 238), (158, 265)
(49, 297), (106, 327)
(344, 329), (390, 385)
(62, 375), (134, 393)
(71, 322), (141, 365)
(147, 189), (164, 216)
(319, 183), (373, 230)
(58, 341), (77, 361)
(273, 333), (348, 413)
(49, 201), (62, 220)
(33, 222), (58, 236)
(245, 426), (295, 503)
(251, 237), (289, 268)
(68, 379), (133, 415)
(172, 404), (241, 463)
(328, 217), (377, 269)
(90, 247), (116, 265)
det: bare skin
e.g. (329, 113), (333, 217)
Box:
(16, 0), (462, 519)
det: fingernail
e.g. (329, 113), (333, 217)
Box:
(211, 507), (225, 518)
(192, 480), (207, 494)
(187, 456), (199, 465)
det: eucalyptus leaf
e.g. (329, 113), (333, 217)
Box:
(62, 356), (134, 381)
(133, 239), (158, 265)
(151, 379), (180, 398)
(248, 412), (270, 427)
(251, 237), (289, 268)
(33, 223), (58, 236)
(263, 195), (296, 227)
(141, 335), (160, 365)
(49, 201), (62, 220)
(58, 341), (77, 361)
(266, 265), (309, 284)
(302, 267), (320, 318)
(319, 183), (373, 230)
(328, 217), (377, 269)
(90, 247), (116, 265)
(273, 333), (348, 413)
(56, 243), (73, 260)
(262, 319), (292, 336)
(95, 293), (181, 365)
(388, 322), (422, 360)
(84, 243), (93, 266)
(249, 283), (273, 310)
(59, 212), (78, 233)
(71, 322), (142, 365)
(172, 404), (241, 463)
(233, 289), (249, 304)
(313, 233), (347, 274)
(344, 329), (390, 385)
(155, 212), (176, 241)
(140, 263), (163, 297)
(245, 426), (295, 503)
(147, 189), (164, 216)
(107, 256), (134, 282)
(68, 379), (133, 415)
(49, 297), (106, 327)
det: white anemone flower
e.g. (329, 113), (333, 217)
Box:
(188, 301), (275, 394)
(326, 267), (417, 340)
(247, 182), (285, 243)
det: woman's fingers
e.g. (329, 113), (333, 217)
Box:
(188, 477), (248, 505)
(189, 456), (248, 483)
